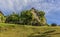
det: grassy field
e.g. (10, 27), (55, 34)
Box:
(0, 23), (60, 37)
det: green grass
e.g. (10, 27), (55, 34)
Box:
(0, 23), (60, 37)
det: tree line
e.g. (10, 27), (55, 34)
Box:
(0, 8), (58, 26)
(5, 8), (47, 26)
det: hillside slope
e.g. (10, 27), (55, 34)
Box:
(0, 23), (60, 37)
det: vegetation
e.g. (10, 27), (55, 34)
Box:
(19, 10), (33, 25)
(5, 8), (46, 26)
(51, 23), (57, 26)
(0, 8), (60, 37)
(0, 11), (5, 23)
(0, 23), (60, 37)
(5, 12), (19, 24)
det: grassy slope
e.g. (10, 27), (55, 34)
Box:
(0, 23), (60, 37)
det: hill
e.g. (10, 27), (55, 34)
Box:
(0, 23), (60, 37)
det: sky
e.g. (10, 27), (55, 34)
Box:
(0, 0), (60, 24)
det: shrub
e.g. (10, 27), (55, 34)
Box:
(51, 23), (57, 26)
(5, 8), (46, 26)
(5, 12), (19, 24)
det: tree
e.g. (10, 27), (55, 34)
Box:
(20, 10), (33, 25)
(0, 11), (5, 23)
(5, 12), (19, 24)
(5, 8), (47, 26)
(19, 9), (46, 26)
(38, 11), (45, 17)
(51, 23), (57, 26)
(38, 11), (46, 26)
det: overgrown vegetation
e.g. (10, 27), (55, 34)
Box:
(5, 8), (46, 26)
(0, 11), (5, 23)
(0, 8), (59, 37)
(51, 23), (57, 26)
(0, 8), (58, 26)
(5, 12), (19, 24)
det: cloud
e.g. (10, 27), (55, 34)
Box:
(0, 0), (60, 13)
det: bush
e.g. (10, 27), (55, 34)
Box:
(51, 23), (57, 26)
(5, 12), (19, 24)
(5, 8), (46, 26)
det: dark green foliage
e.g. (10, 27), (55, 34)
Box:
(20, 9), (46, 26)
(51, 23), (57, 26)
(5, 8), (47, 26)
(20, 10), (33, 25)
(38, 11), (45, 17)
(5, 12), (19, 24)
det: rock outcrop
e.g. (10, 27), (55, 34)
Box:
(30, 8), (46, 26)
